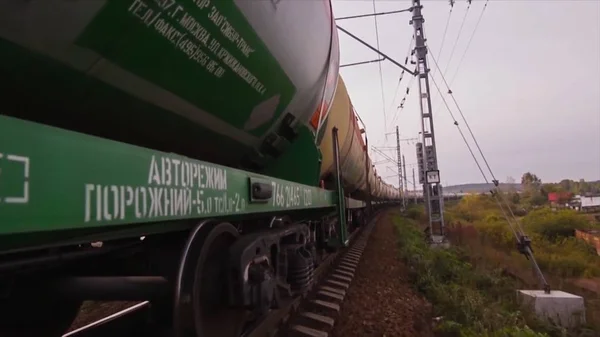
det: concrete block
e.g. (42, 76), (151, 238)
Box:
(517, 290), (585, 328)
(429, 235), (450, 249)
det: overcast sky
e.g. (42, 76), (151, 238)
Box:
(332, 0), (600, 187)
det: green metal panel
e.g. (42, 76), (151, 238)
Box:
(75, 0), (295, 136)
(0, 116), (335, 236)
(0, 0), (338, 177)
(261, 127), (322, 187)
(0, 36), (253, 169)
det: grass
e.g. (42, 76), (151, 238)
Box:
(395, 205), (600, 337)
(446, 195), (600, 278)
(440, 194), (600, 335)
(394, 212), (550, 337)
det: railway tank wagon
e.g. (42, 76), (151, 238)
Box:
(317, 76), (398, 203)
(0, 0), (340, 182)
(0, 1), (401, 336)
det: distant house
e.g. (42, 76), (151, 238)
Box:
(547, 191), (573, 206)
(567, 195), (600, 212)
(581, 195), (600, 213)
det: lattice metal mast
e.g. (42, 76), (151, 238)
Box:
(395, 126), (406, 208)
(410, 0), (445, 239)
(402, 154), (408, 197)
(412, 167), (417, 203)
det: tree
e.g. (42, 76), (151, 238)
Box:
(579, 179), (591, 195)
(541, 183), (560, 196)
(530, 193), (548, 206)
(521, 172), (541, 189)
(559, 179), (572, 192)
(521, 172), (542, 196)
(521, 172), (544, 208)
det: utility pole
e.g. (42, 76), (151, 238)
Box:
(402, 154), (408, 197)
(395, 126), (406, 209)
(412, 167), (417, 204)
(410, 0), (445, 241)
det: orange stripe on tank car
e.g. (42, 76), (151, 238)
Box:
(309, 102), (330, 129)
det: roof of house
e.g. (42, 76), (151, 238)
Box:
(581, 196), (600, 208)
(547, 191), (573, 202)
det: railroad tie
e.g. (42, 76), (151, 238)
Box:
(290, 325), (329, 337)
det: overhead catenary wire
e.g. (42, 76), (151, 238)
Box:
(448, 0), (490, 85)
(373, 158), (420, 168)
(430, 5), (454, 79)
(441, 2), (471, 79)
(372, 0), (388, 133)
(429, 1), (472, 121)
(432, 58), (525, 235)
(427, 47), (550, 292)
(387, 35), (415, 126)
(383, 173), (418, 187)
(428, 73), (520, 241)
(431, 46), (525, 236)
(390, 75), (416, 128)
(387, 36), (418, 131)
(371, 146), (397, 164)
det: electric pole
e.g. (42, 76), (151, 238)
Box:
(410, 0), (445, 241)
(412, 167), (417, 204)
(402, 154), (408, 197)
(395, 126), (406, 209)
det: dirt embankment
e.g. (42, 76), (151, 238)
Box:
(332, 211), (434, 337)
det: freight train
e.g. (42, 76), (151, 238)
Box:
(0, 1), (401, 336)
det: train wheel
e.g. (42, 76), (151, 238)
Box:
(174, 221), (246, 337)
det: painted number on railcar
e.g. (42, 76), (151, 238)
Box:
(271, 181), (313, 208)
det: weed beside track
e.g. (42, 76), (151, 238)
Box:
(393, 211), (597, 337)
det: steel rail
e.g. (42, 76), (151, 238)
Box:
(65, 210), (386, 337)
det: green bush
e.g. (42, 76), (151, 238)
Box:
(437, 197), (600, 334)
(522, 208), (591, 240)
(393, 216), (551, 337)
(446, 200), (600, 278)
(405, 204), (426, 222)
(531, 235), (600, 277)
(451, 195), (501, 222)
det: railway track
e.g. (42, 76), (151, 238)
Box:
(63, 302), (153, 337)
(64, 212), (382, 337)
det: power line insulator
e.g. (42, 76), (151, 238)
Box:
(516, 235), (533, 259)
